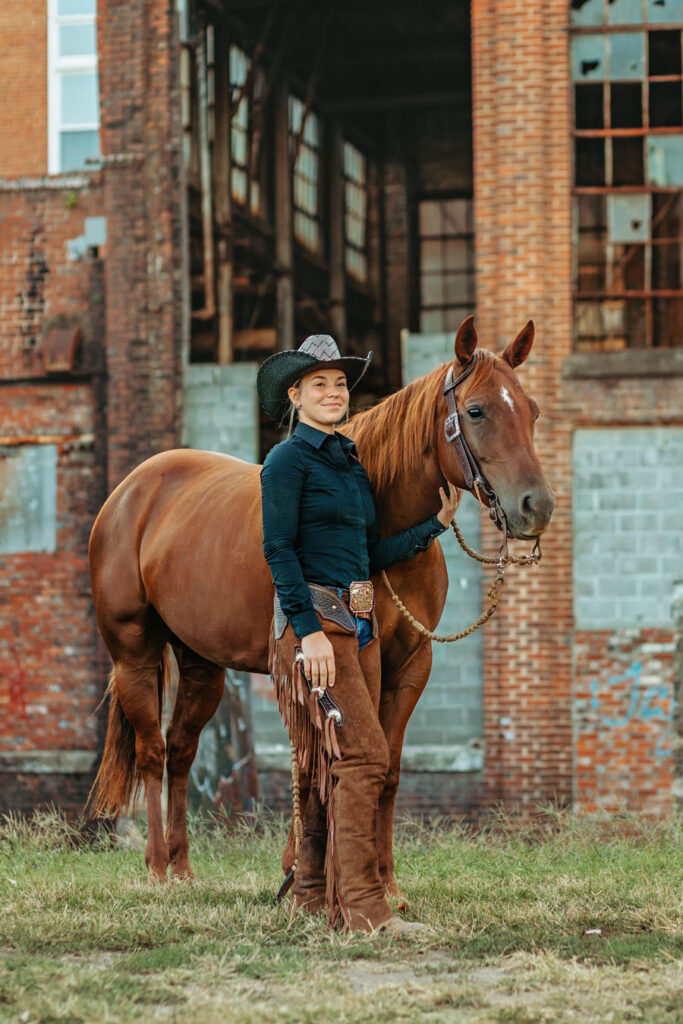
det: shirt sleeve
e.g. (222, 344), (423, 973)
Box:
(367, 512), (447, 575)
(261, 444), (321, 641)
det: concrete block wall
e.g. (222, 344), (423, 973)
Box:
(182, 364), (259, 463)
(401, 332), (484, 763)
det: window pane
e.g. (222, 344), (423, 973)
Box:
(445, 238), (471, 271)
(612, 136), (644, 185)
(421, 274), (444, 305)
(61, 72), (98, 125)
(60, 129), (99, 171)
(58, 22), (96, 57)
(420, 240), (442, 272)
(576, 137), (606, 185)
(441, 199), (472, 234)
(610, 82), (642, 127)
(231, 126), (247, 166)
(570, 0), (606, 27)
(609, 32), (645, 79)
(647, 133), (683, 185)
(578, 232), (607, 290)
(649, 81), (683, 127)
(649, 30), (682, 75)
(231, 167), (247, 203)
(422, 200), (447, 236)
(647, 0), (683, 22)
(652, 298), (683, 345)
(607, 193), (651, 242)
(420, 309), (446, 333)
(652, 242), (683, 288)
(652, 192), (682, 237)
(613, 243), (645, 289)
(572, 35), (607, 80)
(58, 0), (95, 14)
(444, 273), (475, 305)
(576, 83), (604, 128)
(608, 0), (644, 24)
(579, 193), (607, 229)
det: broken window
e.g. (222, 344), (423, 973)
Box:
(572, 1), (683, 349)
(47, 0), (100, 173)
(343, 142), (368, 282)
(289, 96), (322, 253)
(418, 198), (475, 333)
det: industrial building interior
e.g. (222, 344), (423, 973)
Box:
(181, 0), (472, 451)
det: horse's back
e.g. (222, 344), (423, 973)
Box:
(90, 449), (273, 670)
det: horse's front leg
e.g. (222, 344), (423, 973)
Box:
(377, 640), (433, 895)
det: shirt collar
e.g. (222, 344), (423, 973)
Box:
(294, 421), (357, 455)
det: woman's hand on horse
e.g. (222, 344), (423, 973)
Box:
(437, 480), (461, 527)
(301, 631), (336, 689)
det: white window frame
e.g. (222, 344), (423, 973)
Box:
(47, 0), (100, 174)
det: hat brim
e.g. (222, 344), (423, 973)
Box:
(257, 349), (372, 424)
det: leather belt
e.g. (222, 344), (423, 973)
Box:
(273, 582), (358, 640)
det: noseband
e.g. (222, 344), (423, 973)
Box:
(443, 360), (506, 532)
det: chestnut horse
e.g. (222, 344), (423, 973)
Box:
(89, 316), (553, 890)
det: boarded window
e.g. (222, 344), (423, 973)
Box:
(418, 197), (475, 333)
(0, 446), (57, 554)
(571, 2), (683, 349)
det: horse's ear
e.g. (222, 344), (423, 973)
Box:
(502, 320), (535, 368)
(454, 315), (478, 365)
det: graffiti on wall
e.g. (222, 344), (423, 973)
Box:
(590, 660), (672, 761)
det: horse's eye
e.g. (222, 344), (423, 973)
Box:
(467, 407), (485, 420)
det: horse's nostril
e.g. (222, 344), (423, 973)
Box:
(522, 493), (534, 515)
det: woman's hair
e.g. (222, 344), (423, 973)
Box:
(286, 378), (302, 435)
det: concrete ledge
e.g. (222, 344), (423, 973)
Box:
(256, 743), (484, 774)
(0, 174), (100, 192)
(0, 750), (98, 774)
(563, 350), (683, 380)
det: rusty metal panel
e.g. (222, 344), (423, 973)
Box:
(0, 445), (57, 554)
(42, 326), (82, 373)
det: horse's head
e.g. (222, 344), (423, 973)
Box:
(436, 316), (554, 540)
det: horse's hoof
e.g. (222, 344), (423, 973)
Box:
(147, 866), (168, 884)
(170, 864), (196, 881)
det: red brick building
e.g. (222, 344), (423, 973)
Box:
(1, 0), (681, 817)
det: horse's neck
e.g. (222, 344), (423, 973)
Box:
(373, 451), (445, 535)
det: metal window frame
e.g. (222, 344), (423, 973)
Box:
(289, 94), (323, 253)
(47, 0), (99, 175)
(571, 4), (683, 350)
(417, 194), (475, 332)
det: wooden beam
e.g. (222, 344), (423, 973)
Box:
(325, 91), (467, 113)
(214, 16), (233, 363)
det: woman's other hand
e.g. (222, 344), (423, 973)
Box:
(436, 480), (461, 527)
(301, 631), (336, 690)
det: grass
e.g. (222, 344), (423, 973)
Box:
(0, 809), (681, 1023)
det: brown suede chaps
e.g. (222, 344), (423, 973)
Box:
(270, 614), (393, 933)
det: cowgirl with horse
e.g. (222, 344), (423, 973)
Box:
(88, 315), (554, 929)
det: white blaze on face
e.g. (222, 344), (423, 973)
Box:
(500, 385), (514, 411)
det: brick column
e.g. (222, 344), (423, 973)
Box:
(98, 0), (183, 490)
(471, 0), (574, 810)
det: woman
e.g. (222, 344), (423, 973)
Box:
(258, 334), (458, 934)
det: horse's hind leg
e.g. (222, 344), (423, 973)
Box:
(165, 647), (225, 879)
(108, 617), (171, 882)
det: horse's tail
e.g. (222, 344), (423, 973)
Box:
(87, 646), (173, 818)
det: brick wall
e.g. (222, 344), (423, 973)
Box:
(472, 1), (682, 815)
(0, 0), (47, 178)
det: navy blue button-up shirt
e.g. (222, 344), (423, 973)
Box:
(261, 421), (447, 639)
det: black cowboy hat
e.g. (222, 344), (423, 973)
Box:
(257, 335), (372, 424)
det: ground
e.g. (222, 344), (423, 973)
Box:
(0, 810), (681, 1023)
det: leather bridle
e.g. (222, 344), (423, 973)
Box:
(442, 359), (506, 533)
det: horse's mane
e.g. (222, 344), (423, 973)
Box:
(345, 349), (497, 491)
